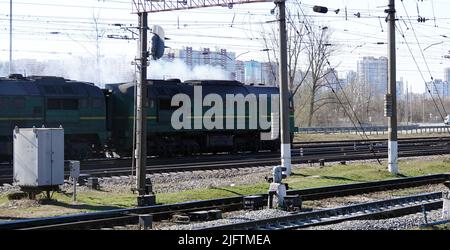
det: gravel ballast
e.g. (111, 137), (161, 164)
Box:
(304, 209), (445, 230)
(155, 209), (294, 230)
(155, 183), (450, 230)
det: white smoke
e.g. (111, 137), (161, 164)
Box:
(2, 57), (232, 87)
(148, 59), (232, 81)
(39, 57), (135, 87)
(2, 57), (135, 88)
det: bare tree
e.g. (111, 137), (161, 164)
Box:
(303, 24), (335, 127)
(260, 6), (308, 90)
(260, 3), (344, 127)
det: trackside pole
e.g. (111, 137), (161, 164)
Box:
(134, 11), (155, 206)
(386, 0), (398, 174)
(275, 0), (292, 176)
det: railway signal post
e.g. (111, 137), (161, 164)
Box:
(132, 1), (166, 206)
(130, 0), (293, 201)
(134, 10), (155, 206)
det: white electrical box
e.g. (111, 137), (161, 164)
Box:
(13, 127), (64, 187)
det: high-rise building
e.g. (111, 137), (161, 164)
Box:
(425, 79), (449, 98)
(346, 70), (357, 85)
(244, 60), (262, 84)
(235, 60), (245, 83)
(396, 77), (405, 100)
(323, 68), (339, 89)
(357, 56), (388, 95)
(444, 67), (450, 83)
(261, 62), (277, 86)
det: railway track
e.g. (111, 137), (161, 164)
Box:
(201, 192), (443, 230)
(1, 136), (450, 185)
(0, 173), (448, 230)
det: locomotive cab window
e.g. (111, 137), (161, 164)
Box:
(62, 99), (78, 110)
(47, 98), (79, 110)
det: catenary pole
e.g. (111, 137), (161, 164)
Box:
(134, 12), (149, 199)
(275, 0), (292, 175)
(9, 0), (12, 75)
(386, 0), (398, 174)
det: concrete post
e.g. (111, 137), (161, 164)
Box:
(386, 0), (398, 174)
(268, 166), (287, 208)
(72, 177), (77, 202)
(275, 0), (292, 176)
(443, 181), (450, 219)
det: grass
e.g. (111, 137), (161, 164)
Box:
(419, 223), (450, 230)
(1, 158), (450, 219)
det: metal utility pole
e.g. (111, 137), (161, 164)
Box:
(9, 0), (12, 75)
(386, 0), (398, 174)
(275, 0), (292, 176)
(134, 11), (152, 205)
(129, 0), (290, 186)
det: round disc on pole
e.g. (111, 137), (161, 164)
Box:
(150, 25), (165, 60)
(152, 25), (165, 41)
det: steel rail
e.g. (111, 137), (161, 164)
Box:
(2, 136), (450, 167)
(0, 173), (448, 230)
(0, 137), (448, 172)
(200, 192), (444, 230)
(0, 145), (449, 184)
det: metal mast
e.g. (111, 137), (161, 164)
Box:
(134, 10), (151, 206)
(9, 0), (13, 75)
(386, 0), (398, 174)
(275, 0), (291, 175)
(130, 0), (289, 205)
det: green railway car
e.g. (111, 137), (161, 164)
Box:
(0, 75), (107, 159)
(106, 79), (295, 157)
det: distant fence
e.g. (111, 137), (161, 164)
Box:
(295, 125), (450, 135)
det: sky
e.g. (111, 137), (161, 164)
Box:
(0, 0), (450, 93)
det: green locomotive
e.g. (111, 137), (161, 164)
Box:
(0, 75), (294, 159)
(106, 79), (295, 157)
(0, 74), (107, 159)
